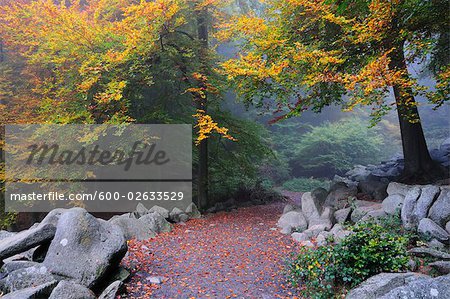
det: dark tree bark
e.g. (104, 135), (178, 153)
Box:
(196, 7), (209, 209)
(389, 42), (446, 183)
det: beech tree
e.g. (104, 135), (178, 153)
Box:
(220, 0), (449, 182)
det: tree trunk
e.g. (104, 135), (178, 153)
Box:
(389, 42), (446, 183)
(196, 6), (209, 209)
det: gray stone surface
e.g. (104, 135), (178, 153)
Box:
(418, 218), (449, 243)
(0, 224), (56, 260)
(360, 208), (387, 222)
(148, 205), (170, 219)
(185, 203), (201, 219)
(428, 188), (450, 227)
(379, 273), (450, 299)
(303, 224), (329, 238)
(351, 204), (381, 223)
(1, 261), (40, 275)
(1, 281), (57, 299)
(358, 179), (388, 201)
(311, 188), (328, 205)
(0, 265), (56, 293)
(346, 272), (428, 299)
(382, 194), (404, 215)
(277, 211), (307, 234)
(324, 183), (357, 209)
(139, 212), (171, 234)
(283, 204), (295, 214)
(134, 203), (149, 218)
(334, 208), (352, 224)
(414, 185), (440, 222)
(99, 280), (123, 299)
(49, 281), (96, 299)
(387, 182), (410, 197)
(429, 261), (450, 275)
(0, 230), (15, 241)
(308, 206), (335, 230)
(401, 186), (422, 229)
(446, 221), (450, 234)
(408, 247), (450, 260)
(291, 232), (309, 243)
(169, 207), (189, 223)
(110, 216), (156, 241)
(301, 192), (322, 221)
(43, 208), (127, 288)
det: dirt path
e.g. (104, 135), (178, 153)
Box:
(122, 202), (300, 298)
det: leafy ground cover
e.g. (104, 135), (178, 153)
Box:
(122, 202), (300, 298)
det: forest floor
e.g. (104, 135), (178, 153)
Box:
(121, 201), (302, 299)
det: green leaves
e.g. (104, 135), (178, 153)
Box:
(287, 215), (410, 298)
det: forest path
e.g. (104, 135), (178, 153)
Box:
(122, 202), (301, 299)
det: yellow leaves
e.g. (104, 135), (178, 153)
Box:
(94, 80), (127, 104)
(221, 52), (289, 82)
(193, 110), (236, 145)
(215, 15), (268, 42)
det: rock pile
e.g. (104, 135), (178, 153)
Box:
(0, 203), (201, 298)
(346, 272), (450, 299)
(278, 180), (450, 249)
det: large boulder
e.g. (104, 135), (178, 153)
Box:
(401, 186), (421, 229)
(429, 261), (450, 275)
(169, 207), (189, 223)
(303, 224), (329, 238)
(283, 204), (295, 214)
(308, 206), (335, 230)
(334, 208), (352, 224)
(428, 188), (450, 227)
(346, 272), (429, 299)
(360, 208), (387, 223)
(414, 185), (440, 222)
(0, 224), (56, 261)
(139, 212), (172, 234)
(185, 203), (201, 219)
(418, 218), (450, 243)
(148, 205), (170, 219)
(386, 182), (410, 197)
(43, 208), (127, 288)
(0, 264), (56, 293)
(301, 192), (322, 221)
(311, 188), (328, 205)
(446, 221), (450, 234)
(291, 232), (309, 243)
(358, 178), (388, 201)
(1, 260), (40, 275)
(379, 273), (450, 299)
(134, 203), (149, 218)
(1, 281), (57, 299)
(382, 194), (404, 215)
(345, 165), (371, 182)
(49, 281), (96, 299)
(277, 211), (308, 235)
(440, 137), (450, 153)
(110, 216), (156, 241)
(351, 203), (382, 223)
(324, 183), (357, 209)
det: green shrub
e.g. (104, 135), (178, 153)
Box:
(336, 221), (410, 286)
(288, 246), (338, 299)
(290, 118), (384, 176)
(282, 177), (330, 192)
(288, 219), (410, 298)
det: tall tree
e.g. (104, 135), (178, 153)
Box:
(195, 2), (210, 208)
(220, 0), (449, 183)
